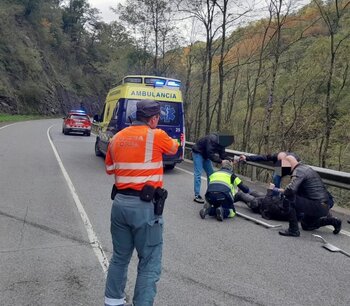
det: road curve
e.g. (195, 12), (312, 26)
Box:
(1, 119), (349, 306)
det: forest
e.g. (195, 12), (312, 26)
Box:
(0, 0), (350, 174)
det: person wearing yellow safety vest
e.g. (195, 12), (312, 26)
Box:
(200, 160), (251, 221)
(104, 100), (178, 306)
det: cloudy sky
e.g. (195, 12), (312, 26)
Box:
(89, 0), (312, 24)
(88, 0), (125, 23)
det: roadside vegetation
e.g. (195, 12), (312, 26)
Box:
(0, 113), (49, 122)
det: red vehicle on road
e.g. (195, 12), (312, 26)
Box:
(62, 110), (91, 136)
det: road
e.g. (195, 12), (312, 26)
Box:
(1, 119), (350, 306)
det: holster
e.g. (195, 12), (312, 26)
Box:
(153, 188), (168, 216)
(111, 184), (118, 200)
(140, 184), (155, 202)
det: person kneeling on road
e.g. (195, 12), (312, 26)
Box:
(199, 160), (251, 221)
(275, 155), (342, 237)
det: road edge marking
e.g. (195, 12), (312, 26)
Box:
(47, 125), (109, 275)
(0, 123), (16, 130)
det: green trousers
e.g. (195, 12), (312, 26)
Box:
(105, 193), (163, 306)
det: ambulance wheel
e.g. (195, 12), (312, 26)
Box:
(165, 164), (175, 170)
(95, 138), (103, 156)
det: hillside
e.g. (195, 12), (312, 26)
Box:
(0, 0), (137, 115)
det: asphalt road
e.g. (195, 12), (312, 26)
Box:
(1, 119), (350, 306)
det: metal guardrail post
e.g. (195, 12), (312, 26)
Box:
(252, 166), (257, 181)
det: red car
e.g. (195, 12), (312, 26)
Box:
(62, 110), (91, 136)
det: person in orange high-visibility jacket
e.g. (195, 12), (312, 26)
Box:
(104, 99), (178, 306)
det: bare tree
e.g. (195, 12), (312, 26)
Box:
(213, 0), (251, 132)
(314, 0), (350, 167)
(115, 0), (177, 75)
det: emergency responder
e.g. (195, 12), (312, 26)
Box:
(199, 160), (251, 221)
(104, 100), (179, 306)
(192, 133), (233, 203)
(276, 155), (342, 237)
(239, 151), (300, 188)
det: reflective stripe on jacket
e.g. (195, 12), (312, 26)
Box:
(208, 169), (242, 195)
(105, 124), (179, 190)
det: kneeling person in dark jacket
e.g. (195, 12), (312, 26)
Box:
(277, 156), (342, 237)
(199, 160), (250, 221)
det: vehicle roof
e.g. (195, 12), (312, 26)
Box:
(68, 110), (89, 115)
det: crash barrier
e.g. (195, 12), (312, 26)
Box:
(185, 142), (350, 190)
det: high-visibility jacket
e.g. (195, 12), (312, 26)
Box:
(105, 123), (179, 191)
(208, 169), (241, 195)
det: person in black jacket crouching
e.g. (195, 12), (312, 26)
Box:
(275, 155), (342, 237)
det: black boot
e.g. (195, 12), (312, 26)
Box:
(333, 218), (342, 234)
(319, 217), (342, 234)
(279, 228), (300, 237)
(280, 204), (300, 237)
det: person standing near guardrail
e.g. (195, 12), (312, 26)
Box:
(104, 100), (179, 306)
(275, 155), (342, 237)
(192, 133), (234, 203)
(239, 151), (300, 188)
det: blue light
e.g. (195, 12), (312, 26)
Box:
(70, 109), (87, 114)
(167, 80), (181, 87)
(154, 80), (166, 87)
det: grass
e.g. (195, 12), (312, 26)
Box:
(0, 113), (49, 122)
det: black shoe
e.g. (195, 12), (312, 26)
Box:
(279, 229), (300, 237)
(194, 195), (205, 203)
(216, 207), (224, 221)
(347, 220), (350, 224)
(199, 208), (208, 219)
(333, 218), (342, 234)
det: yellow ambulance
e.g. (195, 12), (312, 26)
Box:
(93, 75), (185, 169)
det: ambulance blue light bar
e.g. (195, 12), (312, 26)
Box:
(167, 80), (181, 87)
(154, 80), (166, 87)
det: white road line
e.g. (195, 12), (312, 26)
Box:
(176, 163), (350, 237)
(47, 125), (109, 275)
(175, 165), (207, 181)
(0, 123), (16, 130)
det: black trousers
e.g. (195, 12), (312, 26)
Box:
(287, 195), (329, 231)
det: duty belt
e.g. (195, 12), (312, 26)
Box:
(118, 188), (141, 197)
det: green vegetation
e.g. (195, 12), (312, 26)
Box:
(0, 113), (48, 122)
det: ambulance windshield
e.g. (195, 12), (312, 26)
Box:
(126, 99), (180, 126)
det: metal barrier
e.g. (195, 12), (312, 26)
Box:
(185, 142), (350, 190)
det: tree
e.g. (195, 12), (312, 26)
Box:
(313, 0), (350, 167)
(116, 0), (177, 75)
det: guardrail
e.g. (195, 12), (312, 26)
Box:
(185, 142), (350, 190)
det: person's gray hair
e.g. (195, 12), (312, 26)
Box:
(221, 160), (233, 171)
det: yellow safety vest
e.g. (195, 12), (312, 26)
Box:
(209, 170), (242, 195)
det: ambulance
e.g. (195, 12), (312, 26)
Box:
(93, 75), (185, 169)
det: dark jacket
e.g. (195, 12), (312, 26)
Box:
(246, 152), (300, 163)
(192, 134), (227, 163)
(284, 163), (329, 202)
